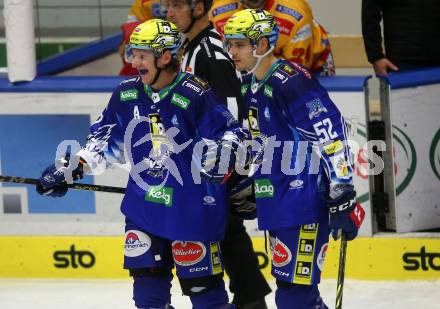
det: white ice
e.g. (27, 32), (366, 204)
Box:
(1, 278), (439, 309)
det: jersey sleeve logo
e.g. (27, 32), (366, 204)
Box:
(120, 76), (141, 85)
(290, 62), (312, 79)
(279, 64), (298, 77)
(211, 3), (238, 16)
(292, 24), (312, 43)
(275, 17), (294, 36)
(306, 98), (327, 119)
(171, 93), (191, 110)
(275, 4), (303, 21)
(188, 75), (211, 91)
(120, 89), (139, 101)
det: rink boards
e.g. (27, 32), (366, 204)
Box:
(0, 236), (439, 280)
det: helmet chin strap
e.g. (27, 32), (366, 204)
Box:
(248, 45), (274, 74)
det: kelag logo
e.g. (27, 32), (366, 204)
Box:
(402, 247), (440, 271)
(53, 245), (96, 269)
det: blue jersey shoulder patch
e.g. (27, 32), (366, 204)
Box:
(278, 63), (299, 77)
(117, 76), (143, 103)
(187, 75), (211, 91)
(120, 76), (141, 85)
(271, 62), (299, 84)
(212, 3), (238, 16)
(275, 5), (303, 21)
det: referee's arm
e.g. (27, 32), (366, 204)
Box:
(195, 54), (245, 123)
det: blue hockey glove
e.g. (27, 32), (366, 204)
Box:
(326, 185), (365, 241)
(36, 154), (84, 198)
(229, 177), (257, 220)
(200, 133), (246, 183)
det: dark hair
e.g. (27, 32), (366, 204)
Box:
(164, 56), (180, 73)
(189, 0), (212, 13)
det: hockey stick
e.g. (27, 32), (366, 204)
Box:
(335, 233), (348, 309)
(0, 175), (125, 194)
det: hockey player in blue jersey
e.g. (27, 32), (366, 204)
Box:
(36, 19), (246, 309)
(224, 9), (366, 309)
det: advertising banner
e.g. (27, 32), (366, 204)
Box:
(1, 235), (439, 280)
(385, 69), (440, 232)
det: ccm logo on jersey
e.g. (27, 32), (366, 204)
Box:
(189, 266), (209, 272)
(274, 269), (290, 277)
(172, 241), (207, 266)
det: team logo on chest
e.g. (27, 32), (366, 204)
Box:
(264, 106), (271, 121)
(148, 113), (167, 157)
(248, 107), (261, 139)
(143, 113), (174, 178)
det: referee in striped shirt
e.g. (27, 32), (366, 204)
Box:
(167, 1), (271, 308)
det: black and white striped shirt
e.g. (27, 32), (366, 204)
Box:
(181, 24), (245, 122)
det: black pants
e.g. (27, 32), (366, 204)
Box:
(220, 214), (271, 306)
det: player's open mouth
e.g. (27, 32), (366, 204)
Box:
(138, 69), (148, 75)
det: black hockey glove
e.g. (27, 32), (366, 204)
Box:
(229, 177), (257, 220)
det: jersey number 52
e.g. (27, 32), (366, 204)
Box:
(313, 118), (337, 143)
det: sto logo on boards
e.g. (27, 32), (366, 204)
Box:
(53, 245), (96, 269)
(402, 247), (440, 271)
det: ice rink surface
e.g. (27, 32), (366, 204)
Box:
(1, 278), (439, 309)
